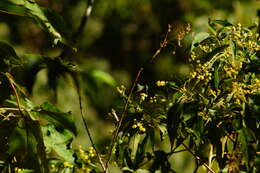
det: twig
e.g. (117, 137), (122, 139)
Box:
(0, 107), (21, 111)
(105, 24), (173, 169)
(73, 0), (95, 44)
(105, 67), (144, 168)
(182, 143), (215, 173)
(6, 73), (23, 116)
(72, 74), (107, 172)
(5, 73), (30, 163)
(59, 0), (95, 59)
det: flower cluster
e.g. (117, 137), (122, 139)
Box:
(140, 92), (148, 102)
(227, 23), (260, 52)
(156, 80), (167, 87)
(132, 119), (146, 133)
(78, 145), (97, 164)
(189, 63), (212, 82)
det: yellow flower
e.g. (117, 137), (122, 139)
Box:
(156, 81), (167, 86)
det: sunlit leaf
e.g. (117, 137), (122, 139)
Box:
(42, 124), (74, 163)
(191, 32), (210, 51)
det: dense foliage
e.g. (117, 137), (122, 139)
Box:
(0, 0), (259, 173)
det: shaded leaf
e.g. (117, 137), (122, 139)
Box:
(27, 118), (49, 173)
(0, 41), (22, 72)
(36, 102), (77, 135)
(0, 0), (71, 46)
(22, 54), (45, 94)
(167, 102), (182, 149)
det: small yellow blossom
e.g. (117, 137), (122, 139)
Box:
(140, 93), (148, 102)
(156, 81), (167, 86)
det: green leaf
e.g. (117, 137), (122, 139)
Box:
(135, 169), (150, 173)
(211, 20), (233, 27)
(0, 0), (71, 46)
(36, 102), (77, 135)
(90, 70), (117, 87)
(17, 169), (35, 173)
(0, 115), (19, 160)
(167, 102), (182, 149)
(22, 54), (45, 93)
(0, 41), (22, 72)
(156, 124), (167, 140)
(129, 134), (142, 160)
(191, 32), (210, 51)
(27, 119), (49, 173)
(42, 124), (75, 163)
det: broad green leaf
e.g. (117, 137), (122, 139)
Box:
(129, 134), (142, 160)
(42, 124), (74, 163)
(90, 70), (117, 87)
(0, 0), (71, 46)
(36, 102), (77, 135)
(226, 138), (234, 152)
(191, 32), (210, 51)
(27, 119), (49, 173)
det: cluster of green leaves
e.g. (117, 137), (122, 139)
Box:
(109, 20), (260, 173)
(0, 0), (119, 172)
(0, 1), (82, 173)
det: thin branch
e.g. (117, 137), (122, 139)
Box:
(182, 143), (215, 173)
(105, 24), (173, 168)
(6, 73), (23, 117)
(5, 73), (30, 163)
(59, 0), (95, 59)
(105, 67), (144, 168)
(72, 74), (107, 172)
(73, 0), (95, 44)
(0, 107), (21, 111)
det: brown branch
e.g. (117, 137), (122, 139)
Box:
(6, 73), (24, 116)
(105, 67), (144, 169)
